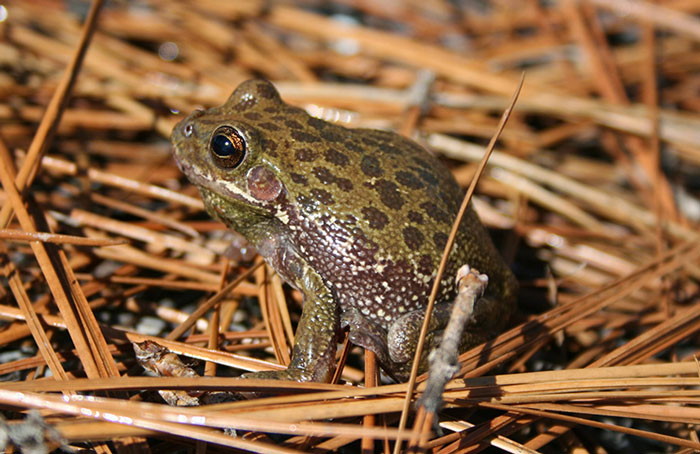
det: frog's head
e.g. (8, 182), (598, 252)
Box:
(171, 79), (299, 231)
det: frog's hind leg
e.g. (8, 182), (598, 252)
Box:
(386, 300), (496, 381)
(341, 307), (417, 383)
(387, 304), (453, 364)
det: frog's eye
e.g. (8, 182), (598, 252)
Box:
(210, 126), (246, 169)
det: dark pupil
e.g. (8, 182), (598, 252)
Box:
(210, 127), (246, 168)
(212, 134), (235, 157)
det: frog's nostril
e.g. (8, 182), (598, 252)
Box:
(184, 123), (194, 137)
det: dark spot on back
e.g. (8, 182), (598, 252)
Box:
(433, 232), (448, 250)
(291, 130), (320, 143)
(285, 119), (304, 130)
(369, 130), (395, 142)
(344, 140), (365, 154)
(320, 126), (345, 142)
(439, 189), (460, 210)
(310, 188), (335, 205)
(416, 167), (439, 187)
(407, 210), (424, 224)
(324, 148), (349, 167)
(264, 107), (278, 113)
(258, 122), (280, 131)
(312, 167), (334, 185)
(406, 140), (427, 154)
(260, 137), (278, 156)
(395, 170), (423, 189)
(421, 201), (450, 224)
(335, 177), (353, 191)
(375, 179), (404, 210)
(362, 206), (389, 230)
(412, 156), (432, 169)
(283, 106), (303, 117)
(307, 117), (326, 131)
(402, 226), (424, 251)
(360, 155), (383, 177)
(244, 112), (262, 121)
(312, 166), (353, 192)
(295, 148), (318, 162)
(290, 173), (308, 185)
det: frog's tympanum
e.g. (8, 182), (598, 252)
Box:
(171, 80), (518, 382)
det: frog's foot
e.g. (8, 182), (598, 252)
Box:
(341, 307), (393, 366)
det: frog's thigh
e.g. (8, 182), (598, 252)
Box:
(387, 303), (451, 364)
(387, 298), (496, 364)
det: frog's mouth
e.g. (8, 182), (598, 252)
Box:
(173, 153), (215, 194)
(171, 147), (191, 177)
(173, 152), (264, 210)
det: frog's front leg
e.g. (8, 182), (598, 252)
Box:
(244, 264), (340, 383)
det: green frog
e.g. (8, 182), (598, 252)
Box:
(171, 79), (517, 382)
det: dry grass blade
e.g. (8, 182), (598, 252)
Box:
(0, 228), (125, 246)
(166, 261), (264, 341)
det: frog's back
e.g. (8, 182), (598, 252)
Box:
(258, 109), (515, 327)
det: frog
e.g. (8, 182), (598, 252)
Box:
(171, 79), (518, 383)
